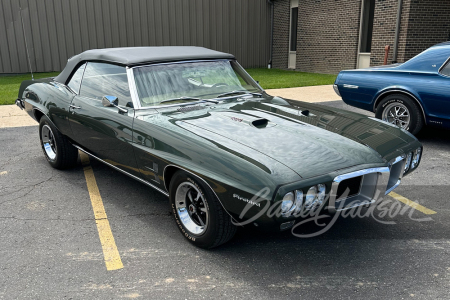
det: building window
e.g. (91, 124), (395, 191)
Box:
(360, 0), (375, 53)
(290, 7), (298, 52)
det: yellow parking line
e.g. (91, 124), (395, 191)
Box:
(80, 151), (123, 271)
(389, 191), (437, 215)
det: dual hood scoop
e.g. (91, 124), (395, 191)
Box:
(215, 111), (275, 129)
(251, 118), (269, 128)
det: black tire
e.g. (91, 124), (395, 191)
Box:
(375, 93), (424, 135)
(169, 170), (236, 248)
(39, 115), (78, 169)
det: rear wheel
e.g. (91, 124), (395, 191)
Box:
(39, 116), (78, 169)
(375, 93), (424, 135)
(169, 170), (236, 248)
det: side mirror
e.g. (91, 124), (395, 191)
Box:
(102, 95), (119, 107)
(102, 95), (127, 113)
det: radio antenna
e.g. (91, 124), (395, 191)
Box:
(19, 3), (34, 80)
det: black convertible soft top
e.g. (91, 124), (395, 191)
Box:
(54, 46), (235, 84)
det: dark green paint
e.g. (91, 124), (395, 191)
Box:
(18, 70), (421, 230)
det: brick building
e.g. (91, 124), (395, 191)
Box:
(272, 0), (450, 74)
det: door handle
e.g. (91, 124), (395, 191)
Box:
(70, 104), (81, 109)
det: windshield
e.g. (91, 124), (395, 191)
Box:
(133, 60), (262, 107)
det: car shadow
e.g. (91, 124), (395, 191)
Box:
(72, 154), (450, 296)
(416, 126), (450, 144)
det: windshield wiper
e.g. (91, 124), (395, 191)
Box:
(216, 90), (250, 98)
(160, 96), (219, 105)
(160, 97), (200, 104)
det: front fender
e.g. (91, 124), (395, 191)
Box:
(21, 82), (74, 136)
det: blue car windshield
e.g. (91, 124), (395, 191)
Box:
(133, 60), (262, 107)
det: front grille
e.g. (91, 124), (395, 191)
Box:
(331, 167), (390, 211)
(336, 176), (362, 199)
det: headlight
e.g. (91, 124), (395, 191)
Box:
(293, 190), (303, 215)
(317, 184), (326, 204)
(281, 192), (294, 216)
(282, 185), (326, 217)
(404, 152), (413, 173)
(305, 186), (317, 209)
(411, 148), (422, 169)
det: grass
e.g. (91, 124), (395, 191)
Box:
(0, 72), (59, 105)
(0, 68), (336, 105)
(246, 68), (337, 89)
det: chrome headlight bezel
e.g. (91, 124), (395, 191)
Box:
(281, 184), (327, 218)
(280, 192), (294, 217)
(317, 184), (326, 204)
(404, 151), (413, 173)
(305, 186), (318, 209)
(293, 190), (304, 215)
(411, 148), (422, 169)
(333, 84), (341, 97)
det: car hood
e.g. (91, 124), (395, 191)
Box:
(159, 97), (416, 178)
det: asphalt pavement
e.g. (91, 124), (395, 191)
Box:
(0, 101), (449, 299)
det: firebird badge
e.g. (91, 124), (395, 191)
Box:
(233, 194), (261, 207)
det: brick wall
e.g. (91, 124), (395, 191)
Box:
(396, 0), (412, 63)
(273, 0), (450, 73)
(295, 0), (361, 74)
(371, 0), (450, 66)
(272, 0), (290, 69)
(370, 0), (399, 66)
(402, 0), (450, 61)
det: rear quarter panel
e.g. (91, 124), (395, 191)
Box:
(338, 70), (428, 114)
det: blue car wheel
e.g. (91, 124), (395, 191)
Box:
(375, 93), (424, 135)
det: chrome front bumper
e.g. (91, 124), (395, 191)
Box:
(15, 98), (25, 110)
(328, 156), (406, 212)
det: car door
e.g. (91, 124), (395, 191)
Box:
(68, 62), (140, 177)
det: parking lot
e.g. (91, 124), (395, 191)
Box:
(1, 100), (450, 299)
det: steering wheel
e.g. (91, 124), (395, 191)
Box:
(211, 83), (229, 88)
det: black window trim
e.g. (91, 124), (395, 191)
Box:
(66, 62), (87, 95)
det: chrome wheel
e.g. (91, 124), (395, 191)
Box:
(41, 125), (57, 160)
(175, 182), (208, 235)
(382, 102), (410, 129)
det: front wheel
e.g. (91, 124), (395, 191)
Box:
(39, 116), (78, 169)
(169, 170), (236, 248)
(375, 94), (424, 135)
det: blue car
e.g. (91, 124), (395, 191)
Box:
(334, 42), (450, 135)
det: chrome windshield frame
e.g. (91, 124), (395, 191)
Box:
(127, 59), (264, 111)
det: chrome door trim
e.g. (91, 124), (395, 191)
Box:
(74, 145), (169, 197)
(126, 67), (142, 110)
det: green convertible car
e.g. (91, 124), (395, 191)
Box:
(16, 47), (422, 248)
